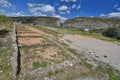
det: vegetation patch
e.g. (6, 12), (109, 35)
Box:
(32, 61), (47, 69)
(102, 27), (120, 40)
(95, 64), (120, 80)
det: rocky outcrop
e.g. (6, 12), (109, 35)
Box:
(12, 16), (61, 27)
(63, 17), (120, 30)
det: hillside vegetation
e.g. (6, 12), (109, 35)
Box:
(12, 16), (61, 27)
(0, 15), (13, 30)
(0, 15), (14, 79)
(63, 17), (120, 30)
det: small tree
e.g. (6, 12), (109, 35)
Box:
(102, 27), (118, 38)
(116, 29), (120, 39)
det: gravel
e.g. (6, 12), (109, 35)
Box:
(63, 34), (120, 71)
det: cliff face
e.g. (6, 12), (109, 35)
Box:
(63, 17), (120, 30)
(12, 16), (61, 27)
(33, 17), (61, 27)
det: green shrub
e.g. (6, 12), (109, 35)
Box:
(116, 29), (120, 39)
(102, 27), (120, 40)
(32, 61), (47, 69)
(102, 27), (118, 37)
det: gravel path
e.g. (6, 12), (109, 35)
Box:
(63, 34), (120, 71)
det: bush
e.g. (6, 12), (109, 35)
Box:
(102, 27), (120, 40)
(116, 29), (120, 39)
(32, 61), (47, 69)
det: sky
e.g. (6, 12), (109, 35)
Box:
(0, 0), (120, 21)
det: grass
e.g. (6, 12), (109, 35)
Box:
(32, 61), (47, 69)
(84, 63), (93, 69)
(95, 64), (120, 80)
(63, 28), (120, 42)
(27, 24), (60, 36)
(0, 39), (13, 79)
(28, 24), (120, 42)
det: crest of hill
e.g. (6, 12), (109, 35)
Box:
(63, 17), (120, 30)
(11, 16), (61, 27)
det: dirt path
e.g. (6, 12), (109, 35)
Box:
(63, 34), (120, 71)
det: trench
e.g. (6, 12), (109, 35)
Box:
(14, 24), (21, 78)
(16, 36), (21, 76)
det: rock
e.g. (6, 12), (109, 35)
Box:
(63, 17), (120, 30)
(12, 16), (61, 27)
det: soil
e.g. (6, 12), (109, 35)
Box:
(18, 37), (44, 45)
(17, 32), (40, 36)
(38, 46), (62, 60)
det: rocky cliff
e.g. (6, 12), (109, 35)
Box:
(12, 16), (61, 27)
(63, 17), (120, 30)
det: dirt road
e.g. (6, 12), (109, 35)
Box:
(63, 34), (120, 71)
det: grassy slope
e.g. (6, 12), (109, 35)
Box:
(0, 16), (13, 79)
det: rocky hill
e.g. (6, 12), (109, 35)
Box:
(12, 16), (61, 27)
(63, 17), (120, 30)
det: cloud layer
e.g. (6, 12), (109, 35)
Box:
(0, 0), (15, 9)
(61, 0), (77, 2)
(58, 5), (70, 14)
(27, 3), (55, 16)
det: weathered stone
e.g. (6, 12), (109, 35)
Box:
(63, 17), (120, 30)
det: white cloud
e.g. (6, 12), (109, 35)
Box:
(53, 14), (67, 22)
(71, 0), (77, 2)
(71, 4), (81, 9)
(58, 5), (70, 14)
(6, 11), (25, 17)
(58, 5), (68, 11)
(77, 5), (81, 9)
(100, 14), (106, 17)
(27, 3), (55, 16)
(61, 0), (77, 2)
(100, 12), (120, 18)
(117, 8), (120, 11)
(72, 4), (76, 9)
(113, 4), (119, 8)
(0, 0), (15, 9)
(108, 12), (120, 18)
(90, 16), (94, 18)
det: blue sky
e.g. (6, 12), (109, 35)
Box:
(0, 0), (120, 21)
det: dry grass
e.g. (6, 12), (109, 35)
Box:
(18, 37), (44, 45)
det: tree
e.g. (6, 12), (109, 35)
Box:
(102, 27), (120, 40)
(102, 27), (118, 38)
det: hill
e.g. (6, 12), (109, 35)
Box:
(63, 17), (120, 30)
(12, 16), (61, 27)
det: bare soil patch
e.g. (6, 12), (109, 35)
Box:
(36, 46), (65, 61)
(20, 45), (69, 72)
(18, 37), (44, 45)
(65, 34), (90, 40)
(17, 32), (40, 37)
(25, 25), (45, 34)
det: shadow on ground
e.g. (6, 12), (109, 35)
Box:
(0, 29), (9, 37)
